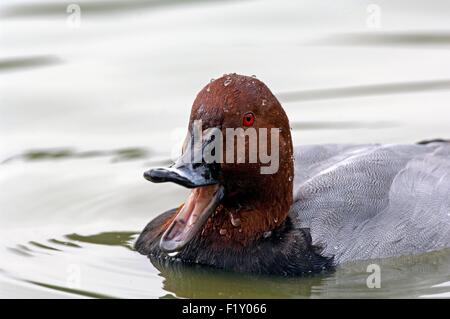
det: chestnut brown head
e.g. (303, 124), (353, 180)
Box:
(144, 74), (294, 251)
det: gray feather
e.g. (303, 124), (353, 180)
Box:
(290, 143), (450, 264)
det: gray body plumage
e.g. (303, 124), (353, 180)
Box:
(291, 142), (450, 265)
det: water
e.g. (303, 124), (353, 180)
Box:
(1, 0), (450, 298)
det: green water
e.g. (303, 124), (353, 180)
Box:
(1, 0), (450, 298)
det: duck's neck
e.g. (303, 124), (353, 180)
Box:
(201, 171), (293, 249)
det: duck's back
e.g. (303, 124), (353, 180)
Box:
(291, 142), (450, 264)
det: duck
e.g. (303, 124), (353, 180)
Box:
(135, 73), (450, 276)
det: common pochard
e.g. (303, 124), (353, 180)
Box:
(135, 74), (450, 276)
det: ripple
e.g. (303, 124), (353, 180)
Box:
(29, 241), (62, 252)
(277, 79), (450, 103)
(7, 247), (33, 258)
(2, 147), (150, 164)
(0, 55), (61, 73)
(1, 0), (236, 18)
(48, 239), (81, 248)
(291, 121), (399, 131)
(317, 31), (450, 47)
(26, 280), (116, 299)
(65, 231), (138, 250)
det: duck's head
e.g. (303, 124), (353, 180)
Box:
(145, 74), (294, 253)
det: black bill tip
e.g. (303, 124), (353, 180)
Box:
(143, 168), (199, 188)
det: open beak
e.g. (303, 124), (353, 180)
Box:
(143, 128), (223, 253)
(143, 161), (219, 189)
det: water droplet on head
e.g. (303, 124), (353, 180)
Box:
(230, 214), (241, 227)
(251, 74), (257, 78)
(219, 228), (227, 235)
(223, 78), (232, 87)
(288, 176), (293, 182)
(210, 78), (215, 83)
(206, 86), (210, 92)
(261, 99), (267, 106)
(263, 231), (272, 238)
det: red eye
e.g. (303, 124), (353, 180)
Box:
(242, 112), (255, 127)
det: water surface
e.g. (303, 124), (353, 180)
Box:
(1, 0), (450, 298)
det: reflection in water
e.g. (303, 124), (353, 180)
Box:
(66, 231), (138, 250)
(4, 228), (450, 298)
(149, 248), (450, 298)
(317, 249), (450, 298)
(48, 239), (81, 248)
(150, 257), (329, 299)
(277, 79), (450, 103)
(2, 147), (150, 164)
